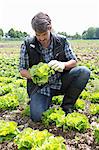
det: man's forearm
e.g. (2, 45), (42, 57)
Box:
(20, 69), (32, 79)
(64, 60), (77, 70)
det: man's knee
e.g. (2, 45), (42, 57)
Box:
(71, 66), (90, 78)
(77, 66), (91, 79)
(30, 93), (50, 122)
(30, 108), (43, 122)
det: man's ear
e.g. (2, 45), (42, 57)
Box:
(48, 25), (52, 31)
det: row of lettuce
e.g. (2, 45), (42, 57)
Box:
(0, 110), (99, 149)
(0, 75), (99, 115)
(0, 120), (66, 149)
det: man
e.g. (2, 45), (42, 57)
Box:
(19, 12), (90, 122)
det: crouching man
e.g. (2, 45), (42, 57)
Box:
(19, 12), (90, 122)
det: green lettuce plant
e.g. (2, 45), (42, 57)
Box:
(14, 128), (52, 149)
(89, 92), (99, 103)
(74, 99), (86, 110)
(14, 127), (66, 150)
(42, 107), (65, 127)
(52, 95), (63, 105)
(79, 90), (90, 100)
(0, 76), (13, 83)
(13, 79), (26, 87)
(22, 105), (30, 117)
(29, 62), (55, 86)
(89, 103), (99, 115)
(0, 120), (19, 143)
(31, 136), (66, 150)
(94, 127), (99, 143)
(0, 83), (13, 96)
(64, 112), (90, 132)
(0, 93), (19, 110)
(14, 128), (35, 149)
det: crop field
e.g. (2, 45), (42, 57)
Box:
(0, 40), (99, 150)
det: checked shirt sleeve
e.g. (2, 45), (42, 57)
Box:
(64, 40), (77, 61)
(19, 42), (29, 71)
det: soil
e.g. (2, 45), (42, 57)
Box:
(0, 107), (99, 150)
(0, 41), (99, 150)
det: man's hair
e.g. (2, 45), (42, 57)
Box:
(31, 12), (51, 33)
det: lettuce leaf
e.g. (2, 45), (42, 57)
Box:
(29, 62), (55, 86)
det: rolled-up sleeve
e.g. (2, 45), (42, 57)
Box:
(64, 40), (77, 61)
(19, 43), (29, 71)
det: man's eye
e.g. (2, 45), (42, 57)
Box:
(44, 33), (47, 36)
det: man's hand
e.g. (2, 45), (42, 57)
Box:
(48, 60), (65, 72)
(20, 69), (32, 79)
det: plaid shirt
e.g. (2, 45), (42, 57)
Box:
(19, 36), (77, 96)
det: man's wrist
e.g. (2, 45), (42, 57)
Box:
(64, 62), (68, 70)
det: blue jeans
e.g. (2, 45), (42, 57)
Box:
(30, 93), (52, 122)
(30, 66), (90, 121)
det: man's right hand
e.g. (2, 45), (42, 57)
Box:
(20, 69), (32, 79)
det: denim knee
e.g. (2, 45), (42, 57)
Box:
(30, 102), (45, 122)
(30, 109), (42, 122)
(68, 66), (91, 90)
(75, 66), (91, 89)
(78, 66), (91, 79)
(30, 93), (51, 122)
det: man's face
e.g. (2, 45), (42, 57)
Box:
(35, 29), (51, 47)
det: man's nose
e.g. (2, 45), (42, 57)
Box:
(39, 36), (44, 41)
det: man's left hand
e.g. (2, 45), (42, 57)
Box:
(48, 60), (65, 72)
